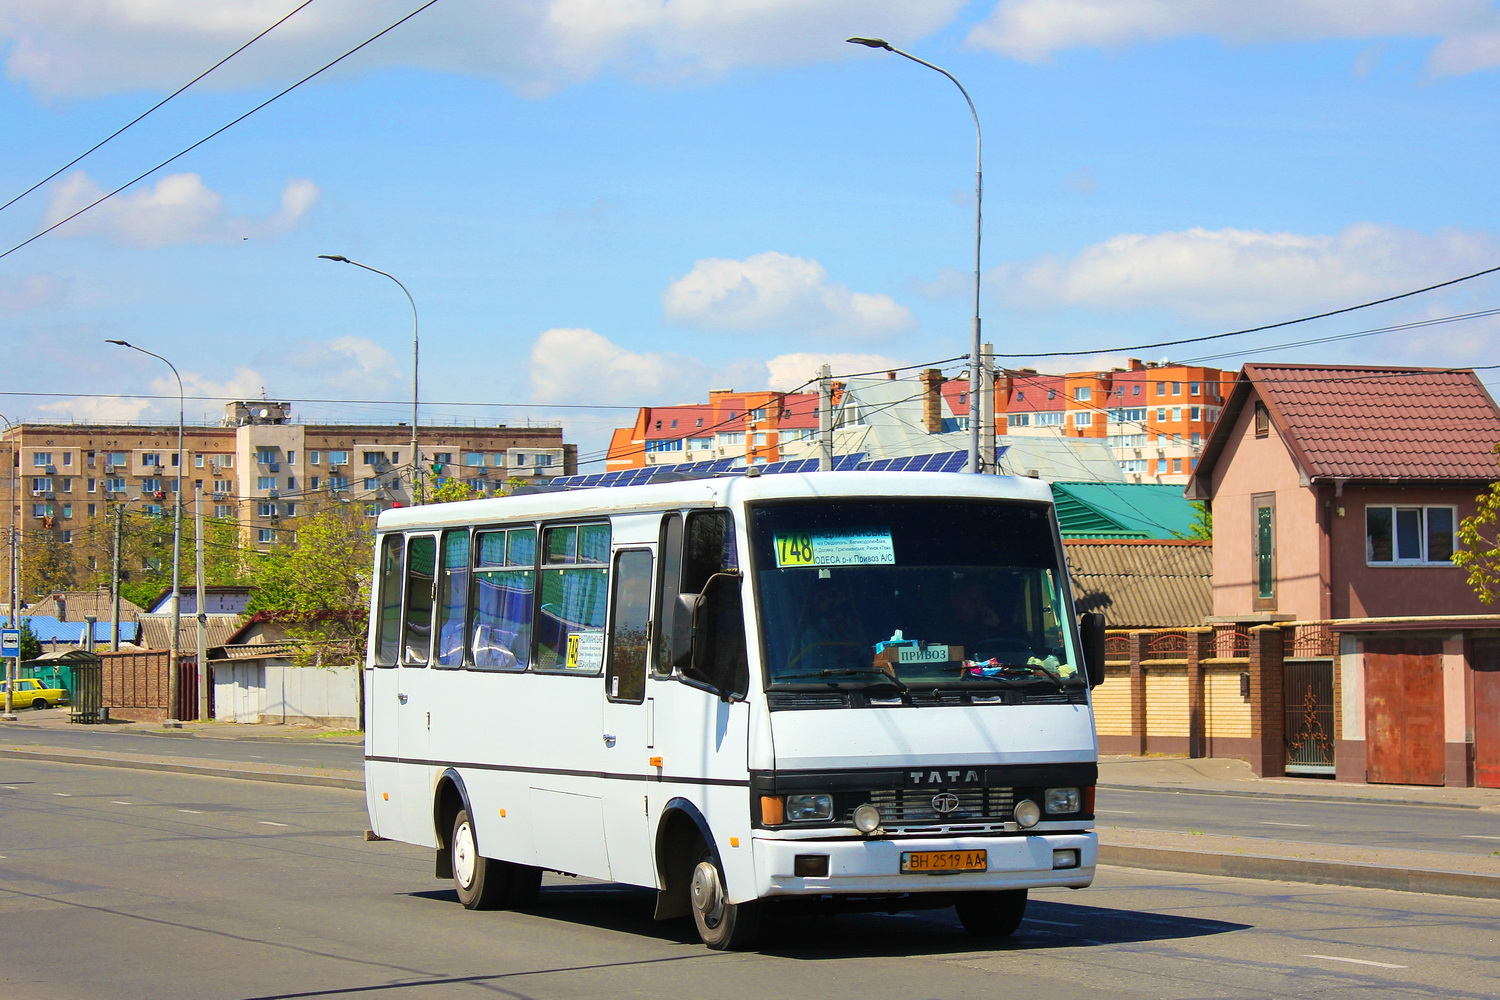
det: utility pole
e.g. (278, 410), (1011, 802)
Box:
(818, 365), (834, 472)
(979, 342), (996, 473)
(109, 505), (122, 651)
(194, 480), (208, 721)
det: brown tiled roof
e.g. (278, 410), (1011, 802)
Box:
(1246, 364), (1500, 481)
(135, 615), (246, 653)
(1064, 539), (1211, 629)
(27, 591), (145, 622)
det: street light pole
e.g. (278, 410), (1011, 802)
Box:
(847, 36), (986, 473)
(319, 255), (422, 501)
(106, 339), (186, 725)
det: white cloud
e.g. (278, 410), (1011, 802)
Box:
(43, 171), (318, 248)
(2, 1), (964, 99)
(529, 327), (707, 405)
(663, 251), (916, 340)
(967, 0), (1500, 74)
(282, 336), (399, 392)
(764, 352), (912, 391)
(0, 273), (66, 312)
(36, 394), (151, 423)
(995, 224), (1500, 322)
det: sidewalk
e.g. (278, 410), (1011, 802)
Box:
(4, 710), (1499, 899)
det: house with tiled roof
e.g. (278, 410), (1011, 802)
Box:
(1186, 364), (1500, 621)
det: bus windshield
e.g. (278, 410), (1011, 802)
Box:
(751, 499), (1082, 692)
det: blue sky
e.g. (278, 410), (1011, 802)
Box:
(4, 0), (1500, 468)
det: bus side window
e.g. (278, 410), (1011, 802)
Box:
(434, 529), (470, 668)
(472, 528), (534, 671)
(535, 522), (610, 673)
(606, 549), (652, 703)
(404, 535), (437, 666)
(374, 534), (405, 666)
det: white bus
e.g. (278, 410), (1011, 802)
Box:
(364, 471), (1104, 949)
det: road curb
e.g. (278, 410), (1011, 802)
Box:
(1105, 782), (1487, 810)
(1100, 844), (1500, 900)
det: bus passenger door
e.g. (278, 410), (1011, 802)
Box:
(601, 547), (655, 886)
(396, 533), (438, 845)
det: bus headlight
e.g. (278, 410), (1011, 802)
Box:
(1013, 798), (1041, 828)
(852, 803), (882, 834)
(785, 793), (834, 822)
(1044, 787), (1081, 814)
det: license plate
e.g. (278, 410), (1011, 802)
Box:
(901, 850), (987, 874)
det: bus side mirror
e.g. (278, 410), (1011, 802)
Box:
(670, 592), (701, 672)
(1080, 612), (1106, 688)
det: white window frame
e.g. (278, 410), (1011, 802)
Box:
(1366, 505), (1457, 566)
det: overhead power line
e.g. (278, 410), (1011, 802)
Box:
(0, 0), (319, 218)
(0, 0), (442, 262)
(993, 264), (1500, 359)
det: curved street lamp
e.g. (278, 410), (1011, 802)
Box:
(847, 37), (986, 473)
(107, 339), (187, 724)
(319, 255), (423, 502)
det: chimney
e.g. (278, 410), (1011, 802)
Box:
(55, 594), (67, 621)
(921, 369), (944, 434)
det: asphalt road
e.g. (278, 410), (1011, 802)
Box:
(2, 757), (1497, 1000)
(0, 722), (364, 771)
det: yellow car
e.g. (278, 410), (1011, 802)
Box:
(2, 678), (70, 710)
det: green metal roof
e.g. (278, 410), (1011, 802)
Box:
(1050, 482), (1198, 540)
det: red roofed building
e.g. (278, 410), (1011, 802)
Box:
(1187, 364), (1500, 621)
(606, 390), (821, 471)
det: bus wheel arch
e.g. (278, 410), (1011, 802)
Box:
(433, 770), (472, 880)
(653, 800), (712, 921)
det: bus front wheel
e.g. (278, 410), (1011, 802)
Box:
(689, 843), (761, 950)
(954, 888), (1027, 938)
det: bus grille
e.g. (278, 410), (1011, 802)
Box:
(852, 787), (1016, 829)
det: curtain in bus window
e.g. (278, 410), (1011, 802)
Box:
(404, 535), (437, 665)
(472, 528), (533, 671)
(535, 566), (608, 672)
(375, 534), (404, 665)
(434, 530), (470, 667)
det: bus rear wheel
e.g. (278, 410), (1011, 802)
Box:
(954, 888), (1027, 938)
(689, 843), (761, 951)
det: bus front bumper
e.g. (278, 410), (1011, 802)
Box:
(752, 831), (1096, 898)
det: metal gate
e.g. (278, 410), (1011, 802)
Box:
(1284, 658), (1335, 776)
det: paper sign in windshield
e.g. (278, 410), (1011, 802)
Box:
(774, 529), (895, 567)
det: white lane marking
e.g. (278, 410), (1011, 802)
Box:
(258, 821), (288, 827)
(178, 809), (203, 815)
(1096, 809), (1137, 815)
(1260, 821), (1312, 828)
(3, 786), (17, 790)
(1460, 835), (1500, 841)
(52, 792), (71, 797)
(1028, 918), (1083, 928)
(111, 801), (133, 806)
(1304, 954), (1407, 970)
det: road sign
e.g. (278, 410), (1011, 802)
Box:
(1, 628), (18, 657)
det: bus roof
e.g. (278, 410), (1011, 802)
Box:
(375, 472), (1055, 533)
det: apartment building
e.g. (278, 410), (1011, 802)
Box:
(1001, 360), (1234, 485)
(2, 402), (576, 598)
(606, 389), (820, 471)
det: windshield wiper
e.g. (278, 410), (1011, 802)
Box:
(778, 668), (909, 691)
(962, 669), (1073, 693)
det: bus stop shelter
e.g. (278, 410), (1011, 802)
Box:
(23, 649), (104, 723)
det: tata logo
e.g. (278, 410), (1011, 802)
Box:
(907, 769), (982, 786)
(931, 792), (961, 814)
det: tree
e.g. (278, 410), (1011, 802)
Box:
(17, 620), (42, 661)
(245, 501), (373, 663)
(1175, 501), (1213, 542)
(1455, 448), (1500, 602)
